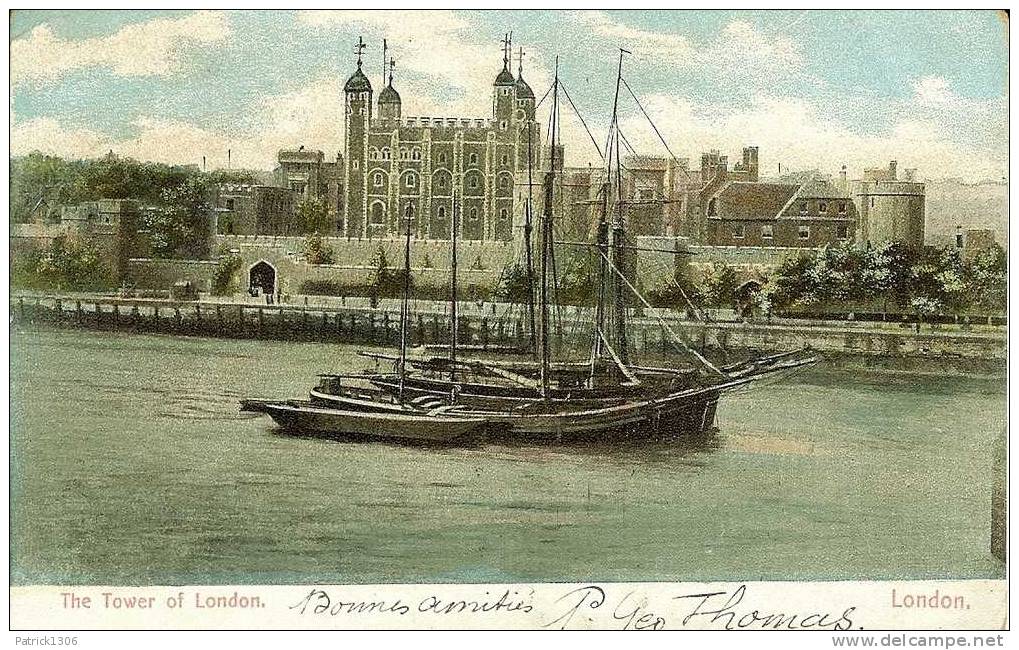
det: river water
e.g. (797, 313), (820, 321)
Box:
(10, 328), (1006, 585)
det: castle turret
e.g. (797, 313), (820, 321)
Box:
(514, 50), (535, 120)
(377, 57), (401, 121)
(343, 37), (373, 237)
(493, 34), (516, 129)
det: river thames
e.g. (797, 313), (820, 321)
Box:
(10, 328), (1005, 585)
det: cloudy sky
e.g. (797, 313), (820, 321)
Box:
(9, 10), (1009, 181)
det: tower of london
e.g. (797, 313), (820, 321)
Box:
(342, 36), (542, 242)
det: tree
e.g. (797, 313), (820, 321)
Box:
(769, 254), (814, 309)
(147, 176), (213, 259)
(211, 255), (242, 296)
(11, 237), (113, 291)
(368, 245), (403, 298)
(495, 262), (534, 304)
(294, 197), (332, 234)
(964, 245), (1007, 312)
(304, 234), (335, 265)
(701, 262), (740, 308)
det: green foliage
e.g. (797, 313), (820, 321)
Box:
(366, 245), (408, 298)
(768, 242), (1006, 315)
(10, 152), (259, 254)
(495, 262), (534, 304)
(556, 249), (599, 306)
(646, 273), (703, 311)
(701, 262), (740, 308)
(963, 245), (1007, 311)
(294, 197), (333, 235)
(146, 176), (212, 259)
(10, 237), (114, 291)
(304, 234), (335, 265)
(211, 255), (242, 296)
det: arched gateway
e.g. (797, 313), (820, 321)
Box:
(248, 260), (276, 295)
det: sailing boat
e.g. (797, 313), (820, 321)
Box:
(240, 204), (490, 442)
(242, 49), (816, 443)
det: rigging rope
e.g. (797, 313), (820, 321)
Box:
(621, 77), (682, 166)
(558, 80), (605, 160)
(594, 247), (725, 376)
(535, 81), (555, 110)
(633, 246), (705, 321)
(616, 126), (638, 157)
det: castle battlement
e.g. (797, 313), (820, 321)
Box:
(341, 36), (540, 243)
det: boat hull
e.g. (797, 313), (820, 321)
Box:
(240, 399), (486, 443)
(461, 389), (720, 441)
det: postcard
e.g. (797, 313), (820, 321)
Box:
(8, 8), (1009, 637)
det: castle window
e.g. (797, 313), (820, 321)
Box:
(352, 160), (359, 170)
(819, 201), (828, 214)
(405, 173), (417, 188)
(437, 206), (446, 220)
(499, 208), (508, 221)
(500, 120), (507, 130)
(469, 153), (478, 166)
(437, 152), (447, 164)
(373, 173), (383, 187)
(501, 154), (508, 166)
(732, 224), (745, 239)
(800, 202), (808, 214)
(837, 224), (849, 239)
(359, 108), (365, 116)
(400, 148), (408, 161)
(412, 148), (421, 161)
(381, 148), (391, 160)
(870, 197), (875, 208)
(501, 88), (509, 96)
(437, 176), (447, 189)
(225, 198), (235, 211)
(839, 202), (847, 214)
(369, 147), (379, 161)
(499, 176), (509, 189)
(799, 225), (810, 240)
(469, 207), (479, 221)
(761, 224), (773, 239)
(469, 176), (479, 189)
(707, 198), (717, 217)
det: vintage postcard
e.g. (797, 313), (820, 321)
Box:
(7, 7), (1009, 638)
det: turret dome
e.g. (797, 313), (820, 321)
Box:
(515, 74), (534, 100)
(344, 64), (372, 93)
(494, 65), (515, 86)
(378, 83), (401, 104)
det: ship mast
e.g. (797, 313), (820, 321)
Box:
(522, 48), (538, 361)
(538, 57), (560, 399)
(398, 203), (413, 400)
(609, 48), (631, 367)
(449, 192), (459, 384)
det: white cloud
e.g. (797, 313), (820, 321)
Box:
(570, 11), (695, 60)
(12, 76), (355, 171)
(707, 20), (803, 75)
(913, 75), (953, 104)
(612, 90), (1006, 182)
(10, 11), (231, 87)
(569, 12), (805, 88)
(10, 117), (110, 159)
(296, 10), (552, 119)
(9, 14), (1004, 184)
